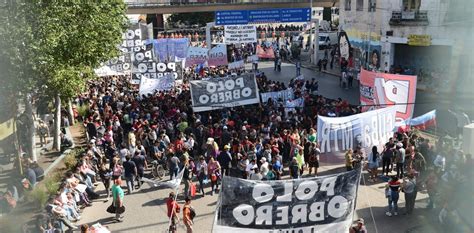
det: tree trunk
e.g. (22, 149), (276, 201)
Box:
(25, 94), (37, 161)
(53, 94), (61, 151)
(67, 100), (75, 126)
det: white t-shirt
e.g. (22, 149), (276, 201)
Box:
(260, 162), (269, 175)
(246, 163), (256, 173)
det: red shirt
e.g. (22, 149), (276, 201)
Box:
(166, 198), (180, 218)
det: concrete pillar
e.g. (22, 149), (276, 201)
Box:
(206, 22), (215, 49)
(312, 19), (319, 65)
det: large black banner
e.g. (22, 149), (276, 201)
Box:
(131, 43), (182, 84)
(213, 168), (361, 232)
(190, 74), (260, 112)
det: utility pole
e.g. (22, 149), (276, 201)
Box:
(366, 2), (375, 69)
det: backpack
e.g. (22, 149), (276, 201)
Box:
(186, 205), (196, 220)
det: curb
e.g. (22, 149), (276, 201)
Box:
(43, 127), (76, 176)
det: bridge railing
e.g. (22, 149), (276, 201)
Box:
(125, 0), (311, 7)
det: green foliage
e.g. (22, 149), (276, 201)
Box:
(43, 172), (62, 196)
(76, 104), (90, 119)
(0, 1), (37, 99)
(26, 187), (49, 209)
(168, 12), (215, 27)
(64, 152), (78, 171)
(0, 0), (128, 100)
(64, 147), (85, 170)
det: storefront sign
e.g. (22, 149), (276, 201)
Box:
(408, 34), (431, 46)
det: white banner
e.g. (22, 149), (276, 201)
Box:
(246, 54), (259, 63)
(260, 89), (294, 103)
(316, 107), (397, 163)
(139, 74), (175, 96)
(224, 25), (257, 44)
(208, 44), (228, 67)
(228, 60), (245, 70)
(185, 46), (209, 68)
(285, 97), (304, 113)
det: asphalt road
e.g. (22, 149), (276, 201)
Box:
(76, 63), (442, 233)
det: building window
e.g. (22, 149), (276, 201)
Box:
(368, 0), (376, 12)
(356, 0), (363, 11)
(345, 0), (352, 11)
(403, 0), (421, 11)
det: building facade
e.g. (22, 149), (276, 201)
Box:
(340, 0), (473, 113)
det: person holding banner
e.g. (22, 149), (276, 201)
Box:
(166, 192), (180, 233)
(345, 149), (355, 171)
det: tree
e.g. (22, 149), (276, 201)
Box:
(28, 1), (128, 151)
(0, 1), (40, 161)
(1, 1), (128, 154)
(168, 12), (215, 27)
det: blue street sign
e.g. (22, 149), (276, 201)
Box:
(215, 8), (311, 25)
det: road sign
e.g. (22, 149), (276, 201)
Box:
(215, 8), (311, 25)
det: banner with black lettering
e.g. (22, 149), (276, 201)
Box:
(104, 23), (143, 73)
(212, 168), (361, 233)
(317, 106), (397, 163)
(224, 25), (257, 44)
(260, 89), (294, 103)
(190, 74), (260, 112)
(131, 42), (182, 84)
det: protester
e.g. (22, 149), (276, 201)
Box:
(395, 143), (406, 178)
(183, 197), (194, 233)
(345, 149), (354, 171)
(196, 156), (208, 196)
(123, 155), (137, 194)
(207, 157), (221, 195)
(166, 192), (180, 233)
(349, 218), (367, 233)
(386, 176), (401, 216)
(111, 178), (125, 222)
(382, 141), (394, 176)
(402, 173), (417, 215)
(367, 146), (380, 182)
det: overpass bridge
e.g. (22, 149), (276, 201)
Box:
(126, 0), (338, 14)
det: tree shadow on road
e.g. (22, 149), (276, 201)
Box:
(142, 198), (167, 207)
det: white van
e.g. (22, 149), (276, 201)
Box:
(318, 32), (338, 49)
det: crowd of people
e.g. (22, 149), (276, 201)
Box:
(65, 63), (360, 231)
(358, 128), (472, 232)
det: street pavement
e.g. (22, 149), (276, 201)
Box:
(76, 63), (442, 233)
